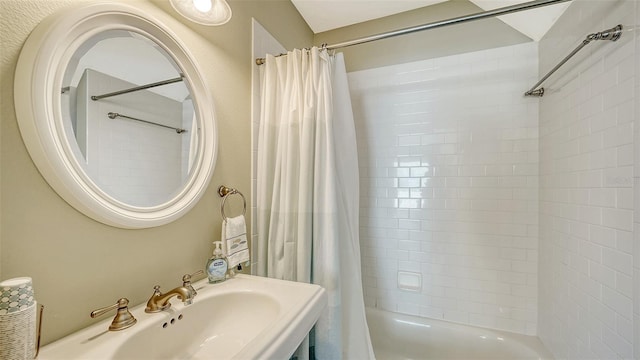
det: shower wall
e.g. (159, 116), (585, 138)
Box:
(349, 42), (539, 335)
(537, 0), (637, 359)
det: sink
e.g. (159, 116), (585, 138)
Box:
(38, 275), (327, 359)
(114, 292), (281, 359)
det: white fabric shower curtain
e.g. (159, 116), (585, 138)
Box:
(257, 47), (374, 360)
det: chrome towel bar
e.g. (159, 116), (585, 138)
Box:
(91, 75), (184, 101)
(525, 24), (623, 97)
(107, 112), (187, 134)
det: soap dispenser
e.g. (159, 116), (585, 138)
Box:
(206, 241), (228, 283)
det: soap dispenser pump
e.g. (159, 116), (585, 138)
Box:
(206, 241), (228, 283)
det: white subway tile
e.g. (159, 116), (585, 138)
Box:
(615, 230), (633, 254)
(602, 325), (634, 359)
(602, 208), (633, 231)
(602, 247), (633, 276)
(350, 42), (540, 334)
(616, 188), (634, 210)
(589, 224), (616, 248)
(578, 205), (602, 225)
(589, 260), (616, 286)
(604, 166), (633, 189)
(580, 239), (603, 263)
(589, 188), (616, 208)
(615, 272), (633, 299)
(602, 286), (633, 320)
(604, 77), (634, 110)
(616, 313), (634, 343)
(617, 143), (634, 166)
(590, 336), (619, 360)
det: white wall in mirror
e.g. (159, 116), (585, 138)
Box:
(67, 33), (189, 101)
(75, 69), (193, 207)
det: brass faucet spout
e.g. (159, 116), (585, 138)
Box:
(145, 285), (194, 313)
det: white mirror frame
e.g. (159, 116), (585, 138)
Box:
(14, 2), (217, 229)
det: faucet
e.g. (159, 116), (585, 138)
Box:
(145, 285), (194, 313)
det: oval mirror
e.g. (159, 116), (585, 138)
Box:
(14, 2), (217, 228)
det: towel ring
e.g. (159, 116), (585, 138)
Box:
(218, 185), (246, 222)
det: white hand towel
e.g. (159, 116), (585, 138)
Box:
(222, 215), (250, 268)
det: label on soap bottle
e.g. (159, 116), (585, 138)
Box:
(207, 258), (227, 283)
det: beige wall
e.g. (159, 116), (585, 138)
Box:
(0, 0), (312, 344)
(314, 0), (531, 72)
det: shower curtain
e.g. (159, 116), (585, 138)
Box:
(256, 47), (375, 360)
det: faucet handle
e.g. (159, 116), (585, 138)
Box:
(145, 285), (170, 313)
(182, 270), (204, 284)
(182, 270), (204, 298)
(90, 298), (137, 331)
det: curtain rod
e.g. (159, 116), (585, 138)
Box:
(255, 0), (572, 65)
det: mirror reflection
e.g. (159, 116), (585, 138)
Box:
(61, 30), (198, 207)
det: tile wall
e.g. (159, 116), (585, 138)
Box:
(348, 42), (540, 335)
(538, 0), (636, 358)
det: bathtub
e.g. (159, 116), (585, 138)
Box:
(366, 307), (554, 360)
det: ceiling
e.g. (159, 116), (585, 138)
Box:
(290, 0), (571, 41)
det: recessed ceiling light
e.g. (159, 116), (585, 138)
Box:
(169, 0), (232, 26)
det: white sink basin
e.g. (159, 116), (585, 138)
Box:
(39, 275), (327, 359)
